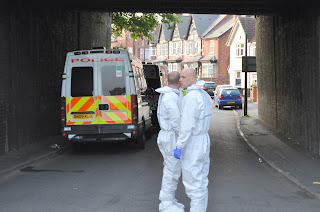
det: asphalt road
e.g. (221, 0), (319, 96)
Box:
(1, 102), (320, 212)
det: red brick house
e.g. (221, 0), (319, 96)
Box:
(201, 15), (234, 84)
(111, 30), (150, 62)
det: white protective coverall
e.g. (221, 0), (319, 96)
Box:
(156, 86), (184, 212)
(176, 81), (212, 212)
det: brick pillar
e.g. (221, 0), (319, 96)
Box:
(250, 87), (258, 102)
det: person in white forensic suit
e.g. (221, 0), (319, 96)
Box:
(156, 71), (184, 212)
(173, 68), (212, 212)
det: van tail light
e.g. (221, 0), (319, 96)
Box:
(219, 95), (224, 100)
(238, 95), (242, 99)
(201, 87), (207, 90)
(61, 97), (66, 126)
(131, 95), (138, 124)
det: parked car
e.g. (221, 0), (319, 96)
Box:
(215, 88), (242, 109)
(214, 84), (234, 104)
(201, 81), (217, 97)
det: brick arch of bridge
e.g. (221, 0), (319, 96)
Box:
(0, 0), (319, 155)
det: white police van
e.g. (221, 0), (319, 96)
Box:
(60, 47), (151, 148)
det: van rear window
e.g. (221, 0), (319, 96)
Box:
(71, 67), (93, 97)
(101, 65), (126, 96)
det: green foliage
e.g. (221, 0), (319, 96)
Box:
(112, 13), (181, 41)
(112, 45), (127, 50)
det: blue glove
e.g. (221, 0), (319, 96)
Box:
(174, 147), (182, 159)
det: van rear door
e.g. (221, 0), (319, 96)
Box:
(97, 53), (132, 125)
(66, 55), (99, 125)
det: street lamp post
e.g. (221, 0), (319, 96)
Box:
(244, 15), (248, 116)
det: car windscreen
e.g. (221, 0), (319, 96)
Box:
(101, 65), (126, 96)
(221, 89), (240, 95)
(204, 83), (216, 88)
(71, 67), (93, 97)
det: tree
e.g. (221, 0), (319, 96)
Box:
(112, 13), (182, 41)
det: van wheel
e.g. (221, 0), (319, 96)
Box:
(136, 130), (146, 149)
(135, 123), (146, 149)
(145, 127), (152, 140)
(218, 105), (223, 110)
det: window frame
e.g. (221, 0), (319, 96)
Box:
(235, 71), (241, 87)
(209, 40), (214, 53)
(236, 43), (245, 57)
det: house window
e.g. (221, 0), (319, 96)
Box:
(202, 64), (209, 78)
(161, 44), (165, 56)
(251, 43), (256, 56)
(177, 42), (181, 54)
(236, 43), (245, 56)
(185, 42), (188, 54)
(194, 41), (198, 54)
(209, 40), (214, 53)
(187, 42), (193, 55)
(150, 47), (156, 56)
(186, 42), (190, 55)
(145, 49), (150, 59)
(140, 48), (149, 60)
(172, 63), (177, 71)
(168, 63), (178, 72)
(168, 63), (172, 72)
(172, 42), (177, 55)
(128, 47), (133, 54)
(210, 64), (216, 77)
(164, 44), (168, 56)
(236, 71), (241, 87)
(202, 64), (216, 78)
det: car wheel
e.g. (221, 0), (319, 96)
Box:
(239, 104), (242, 109)
(218, 105), (223, 110)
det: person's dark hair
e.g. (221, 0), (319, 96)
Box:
(167, 71), (180, 85)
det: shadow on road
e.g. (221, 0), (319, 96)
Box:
(70, 134), (158, 155)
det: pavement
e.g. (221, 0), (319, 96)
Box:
(0, 102), (320, 201)
(234, 101), (320, 200)
(0, 135), (71, 179)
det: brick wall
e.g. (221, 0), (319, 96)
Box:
(0, 8), (111, 155)
(257, 15), (320, 155)
(111, 31), (149, 60)
(216, 29), (231, 85)
(0, 10), (10, 155)
(201, 30), (231, 85)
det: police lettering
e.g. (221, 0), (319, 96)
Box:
(71, 58), (117, 63)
